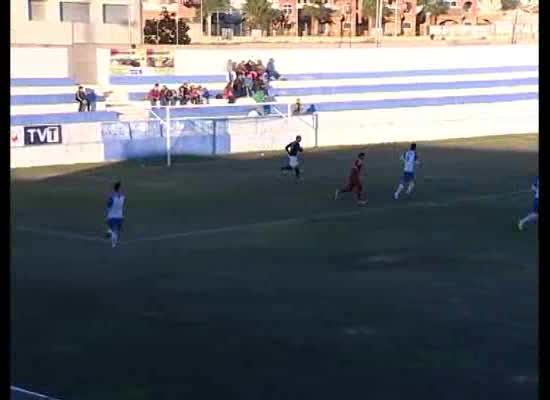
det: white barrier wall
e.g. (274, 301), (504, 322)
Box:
(174, 45), (539, 76)
(11, 47), (70, 78)
(10, 100), (538, 169)
(316, 100), (538, 148)
(10, 123), (104, 168)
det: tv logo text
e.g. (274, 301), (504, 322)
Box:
(24, 125), (63, 145)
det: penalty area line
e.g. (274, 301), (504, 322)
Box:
(125, 189), (528, 244)
(15, 190), (528, 246)
(15, 226), (108, 243)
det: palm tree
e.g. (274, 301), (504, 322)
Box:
(242, 0), (280, 35)
(302, 0), (336, 35)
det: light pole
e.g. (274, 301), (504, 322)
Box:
(201, 0), (204, 36)
(394, 0), (398, 37)
(127, 0), (133, 48)
(376, 0), (384, 47)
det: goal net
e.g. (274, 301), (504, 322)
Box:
(101, 102), (319, 166)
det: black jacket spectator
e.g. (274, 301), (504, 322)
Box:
(75, 86), (88, 112)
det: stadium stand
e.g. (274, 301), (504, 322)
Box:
(10, 78), (108, 116)
(100, 65), (538, 119)
(10, 65), (538, 124)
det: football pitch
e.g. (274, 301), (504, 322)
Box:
(11, 134), (538, 400)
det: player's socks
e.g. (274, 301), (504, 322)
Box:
(406, 182), (415, 195)
(394, 184), (404, 199)
(519, 213), (538, 230)
(294, 167), (301, 178)
(111, 231), (118, 248)
(358, 200), (367, 206)
(334, 190), (340, 200)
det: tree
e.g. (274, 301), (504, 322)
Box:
(302, 0), (336, 35)
(501, 0), (520, 10)
(362, 0), (378, 19)
(242, 0), (280, 33)
(417, 0), (450, 17)
(417, 0), (449, 24)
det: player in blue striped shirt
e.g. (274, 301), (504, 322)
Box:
(518, 176), (538, 231)
(105, 181), (125, 248)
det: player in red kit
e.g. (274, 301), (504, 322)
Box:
(334, 152), (367, 206)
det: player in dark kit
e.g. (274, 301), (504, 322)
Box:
(334, 152), (367, 206)
(280, 135), (303, 181)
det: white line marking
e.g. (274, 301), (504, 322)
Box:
(15, 226), (107, 243)
(11, 386), (63, 400)
(15, 190), (529, 246)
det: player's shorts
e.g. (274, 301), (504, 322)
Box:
(107, 218), (124, 231)
(288, 155), (299, 168)
(402, 171), (415, 183)
(343, 181), (362, 193)
(533, 198), (538, 214)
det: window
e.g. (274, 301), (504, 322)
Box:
(60, 2), (90, 23)
(28, 0), (47, 21)
(103, 4), (129, 24)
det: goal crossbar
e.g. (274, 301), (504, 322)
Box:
(146, 101), (302, 167)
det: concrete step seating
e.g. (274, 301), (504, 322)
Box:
(10, 65), (539, 125)
(10, 77), (114, 116)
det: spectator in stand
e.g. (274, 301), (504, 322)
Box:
(306, 104), (317, 113)
(223, 81), (235, 103)
(292, 98), (303, 115)
(234, 74), (247, 98)
(148, 83), (161, 106)
(261, 72), (271, 95)
(256, 59), (266, 75)
(243, 73), (254, 97)
(226, 59), (234, 82)
(85, 88), (97, 112)
(199, 86), (210, 104)
(168, 89), (178, 106)
(178, 83), (189, 105)
(160, 85), (170, 106)
(75, 86), (88, 112)
(266, 58), (281, 81)
(254, 87), (271, 114)
(188, 85), (198, 104)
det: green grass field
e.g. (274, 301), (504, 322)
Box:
(11, 134), (539, 400)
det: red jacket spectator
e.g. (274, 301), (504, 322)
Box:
(148, 84), (161, 106)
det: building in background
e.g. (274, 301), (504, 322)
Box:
(11, 0), (142, 46)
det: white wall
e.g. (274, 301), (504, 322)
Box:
(10, 123), (104, 168)
(10, 0), (140, 46)
(174, 45), (539, 76)
(10, 99), (538, 168)
(316, 100), (539, 148)
(11, 47), (70, 78)
(228, 101), (538, 153)
(11, 43), (539, 81)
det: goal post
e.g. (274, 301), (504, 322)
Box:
(148, 102), (319, 167)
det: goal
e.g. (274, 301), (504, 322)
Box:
(147, 102), (319, 166)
